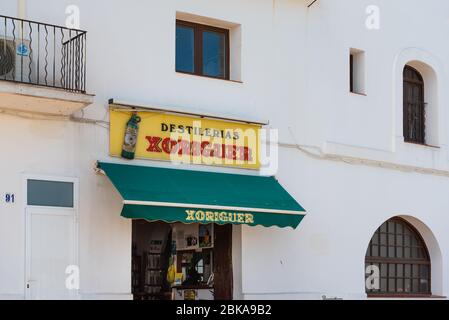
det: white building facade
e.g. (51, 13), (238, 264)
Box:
(1, 0), (449, 300)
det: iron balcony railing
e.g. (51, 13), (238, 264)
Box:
(0, 15), (87, 93)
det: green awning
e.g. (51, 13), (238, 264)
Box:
(97, 161), (306, 229)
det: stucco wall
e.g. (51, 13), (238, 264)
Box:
(241, 147), (449, 299)
(1, 0), (449, 299)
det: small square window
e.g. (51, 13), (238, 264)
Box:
(176, 20), (229, 80)
(388, 279), (396, 292)
(397, 279), (404, 292)
(397, 264), (404, 277)
(404, 278), (411, 292)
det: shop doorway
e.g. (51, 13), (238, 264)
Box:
(213, 224), (233, 300)
(131, 220), (233, 300)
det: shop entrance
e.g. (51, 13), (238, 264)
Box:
(131, 220), (233, 300)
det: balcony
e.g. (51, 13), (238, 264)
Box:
(0, 15), (93, 116)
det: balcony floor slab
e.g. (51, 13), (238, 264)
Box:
(0, 80), (94, 116)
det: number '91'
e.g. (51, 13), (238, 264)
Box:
(5, 194), (15, 203)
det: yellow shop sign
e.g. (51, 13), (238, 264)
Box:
(109, 107), (262, 169)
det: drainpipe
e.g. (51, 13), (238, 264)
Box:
(18, 0), (27, 19)
(17, 0), (27, 39)
(307, 0), (318, 8)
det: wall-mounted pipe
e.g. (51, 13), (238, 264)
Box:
(308, 0), (318, 8)
(17, 0), (27, 19)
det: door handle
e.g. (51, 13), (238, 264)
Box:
(26, 280), (37, 289)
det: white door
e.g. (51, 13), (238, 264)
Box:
(25, 177), (78, 300)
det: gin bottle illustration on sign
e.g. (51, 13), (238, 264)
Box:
(121, 112), (141, 159)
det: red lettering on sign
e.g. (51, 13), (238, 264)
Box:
(191, 141), (202, 157)
(201, 141), (212, 158)
(225, 145), (237, 160)
(243, 147), (252, 161)
(145, 136), (162, 153)
(177, 140), (191, 155)
(212, 143), (222, 159)
(145, 135), (255, 164)
(162, 138), (177, 154)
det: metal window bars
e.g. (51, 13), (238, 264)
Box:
(0, 14), (87, 93)
(404, 102), (426, 145)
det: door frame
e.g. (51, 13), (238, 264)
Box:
(23, 174), (79, 300)
(213, 224), (233, 300)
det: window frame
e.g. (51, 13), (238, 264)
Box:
(349, 48), (367, 95)
(26, 179), (75, 208)
(23, 174), (80, 300)
(365, 217), (432, 298)
(176, 19), (230, 80)
(403, 65), (426, 145)
(24, 174), (79, 211)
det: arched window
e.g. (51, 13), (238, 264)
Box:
(403, 65), (425, 144)
(365, 218), (431, 296)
